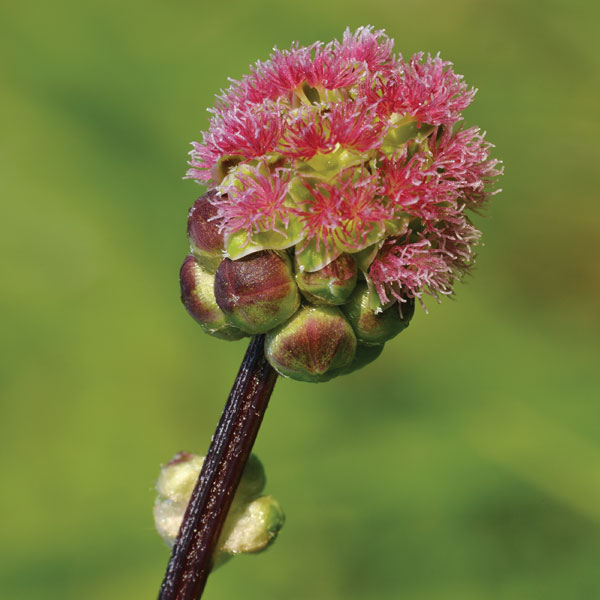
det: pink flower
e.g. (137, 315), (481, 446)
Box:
(215, 166), (291, 237)
(186, 26), (502, 305)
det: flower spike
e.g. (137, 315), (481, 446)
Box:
(183, 26), (501, 377)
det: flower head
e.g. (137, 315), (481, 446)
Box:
(182, 26), (502, 381)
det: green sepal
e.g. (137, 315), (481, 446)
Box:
(350, 214), (409, 277)
(296, 221), (391, 274)
(218, 162), (261, 191)
(225, 218), (305, 260)
(334, 221), (386, 256)
(381, 116), (435, 157)
(287, 176), (314, 206)
(212, 155), (243, 184)
(364, 272), (395, 313)
(253, 216), (304, 250)
(295, 238), (342, 273)
(225, 230), (265, 260)
(353, 242), (382, 272)
(384, 214), (410, 236)
(296, 145), (369, 181)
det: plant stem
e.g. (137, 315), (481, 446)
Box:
(158, 335), (278, 600)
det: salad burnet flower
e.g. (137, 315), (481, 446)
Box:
(181, 26), (502, 383)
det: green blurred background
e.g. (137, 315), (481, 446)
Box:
(1, 0), (599, 598)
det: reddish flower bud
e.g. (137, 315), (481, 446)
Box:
(180, 254), (246, 340)
(214, 251), (300, 335)
(295, 253), (358, 305)
(187, 190), (225, 271)
(265, 306), (357, 382)
(342, 282), (414, 344)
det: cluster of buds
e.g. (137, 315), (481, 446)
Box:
(154, 452), (284, 567)
(181, 193), (413, 381)
(180, 26), (501, 383)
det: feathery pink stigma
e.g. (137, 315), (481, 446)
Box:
(215, 167), (290, 236)
(186, 27), (501, 305)
(277, 107), (334, 159)
(294, 175), (387, 253)
(336, 26), (395, 72)
(430, 126), (503, 207)
(395, 53), (476, 124)
(328, 99), (386, 152)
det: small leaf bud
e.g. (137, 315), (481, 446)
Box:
(180, 255), (246, 340)
(265, 305), (357, 382)
(154, 452), (284, 558)
(155, 451), (205, 504)
(342, 282), (415, 344)
(219, 495), (285, 555)
(295, 253), (358, 305)
(214, 251), (300, 335)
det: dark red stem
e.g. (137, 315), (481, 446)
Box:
(158, 335), (278, 600)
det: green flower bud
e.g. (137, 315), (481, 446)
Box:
(342, 282), (415, 345)
(187, 190), (226, 272)
(294, 253), (357, 305)
(265, 305), (357, 382)
(154, 452), (284, 559)
(341, 342), (385, 375)
(180, 255), (246, 340)
(214, 251), (300, 335)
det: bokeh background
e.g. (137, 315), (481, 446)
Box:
(2, 1), (599, 598)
